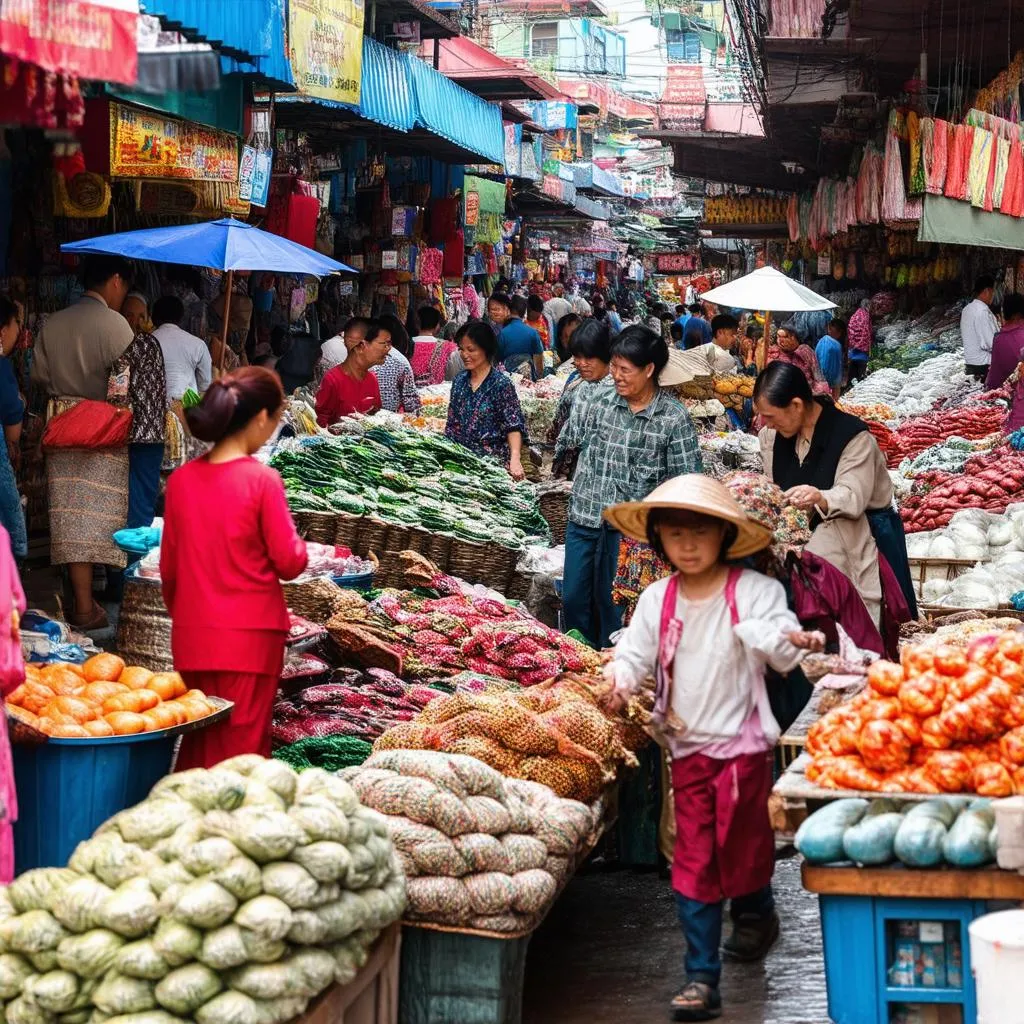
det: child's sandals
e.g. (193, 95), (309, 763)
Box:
(670, 981), (722, 1021)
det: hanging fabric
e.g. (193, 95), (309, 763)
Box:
(925, 119), (948, 194)
(968, 128), (994, 207)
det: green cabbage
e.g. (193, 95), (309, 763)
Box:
(28, 950), (59, 972)
(215, 756), (264, 778)
(169, 881), (236, 930)
(285, 911), (327, 946)
(3, 994), (49, 1024)
(256, 996), (309, 1024)
(197, 927), (248, 972)
(210, 859), (262, 903)
(228, 961), (296, 1001)
(151, 922), (201, 969)
(178, 839), (238, 878)
(52, 878), (112, 934)
(313, 896), (362, 943)
(259, 864), (319, 910)
(56, 931), (124, 979)
(0, 952), (34, 999)
(202, 809), (304, 864)
(150, 823), (203, 866)
(294, 770), (359, 815)
(285, 949), (335, 997)
(146, 865), (193, 899)
(97, 882), (158, 939)
(68, 836), (161, 890)
(239, 783), (286, 813)
(92, 972), (156, 1016)
(100, 1012), (188, 1024)
(25, 970), (79, 1013)
(289, 799), (349, 845)
(249, 761), (297, 807)
(232, 898), (292, 942)
(153, 964), (221, 1016)
(8, 870), (77, 914)
(57, 1012), (90, 1024)
(151, 770), (247, 813)
(194, 990), (261, 1024)
(290, 843), (350, 884)
(113, 942), (171, 981)
(9, 911), (67, 954)
(107, 799), (199, 849)
(239, 932), (286, 964)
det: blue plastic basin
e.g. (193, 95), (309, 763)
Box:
(332, 571), (376, 590)
(13, 731), (178, 871)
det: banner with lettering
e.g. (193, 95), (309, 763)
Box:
(289, 0), (364, 106)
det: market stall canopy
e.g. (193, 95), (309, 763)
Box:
(60, 218), (355, 275)
(700, 266), (836, 312)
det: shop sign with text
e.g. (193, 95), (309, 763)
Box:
(289, 0), (364, 106)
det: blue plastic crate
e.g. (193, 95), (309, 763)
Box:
(332, 571), (376, 590)
(12, 732), (178, 872)
(820, 892), (986, 1024)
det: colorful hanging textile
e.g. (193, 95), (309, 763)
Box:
(945, 124), (972, 201)
(881, 109), (908, 222)
(1001, 140), (1024, 217)
(925, 119), (948, 194)
(907, 112), (925, 194)
(968, 128), (994, 207)
(993, 136), (1012, 209)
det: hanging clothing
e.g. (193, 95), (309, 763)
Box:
(0, 524), (23, 882)
(925, 119), (948, 195)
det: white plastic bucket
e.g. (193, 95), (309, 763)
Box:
(970, 909), (1024, 1023)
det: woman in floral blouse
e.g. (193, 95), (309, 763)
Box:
(444, 322), (527, 479)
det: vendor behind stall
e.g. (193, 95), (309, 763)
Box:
(754, 362), (917, 625)
(986, 293), (1024, 431)
(162, 367), (308, 769)
(315, 322), (390, 426)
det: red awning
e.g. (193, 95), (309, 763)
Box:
(0, 0), (138, 83)
(418, 36), (563, 101)
(557, 77), (657, 124)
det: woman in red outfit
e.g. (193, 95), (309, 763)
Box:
(161, 367), (308, 769)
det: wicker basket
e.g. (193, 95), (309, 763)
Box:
(334, 512), (362, 550)
(405, 527), (430, 553)
(359, 518), (390, 558)
(301, 511), (337, 544)
(907, 557), (978, 602)
(537, 481), (571, 546)
(385, 525), (412, 553)
(424, 531), (453, 571)
(116, 576), (174, 672)
(477, 543), (518, 592)
(283, 577), (355, 624)
(448, 538), (489, 582)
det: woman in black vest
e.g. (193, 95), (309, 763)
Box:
(753, 362), (917, 625)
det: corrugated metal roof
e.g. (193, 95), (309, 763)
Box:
(219, 0), (293, 91)
(140, 0), (265, 63)
(360, 38), (417, 132)
(405, 54), (505, 165)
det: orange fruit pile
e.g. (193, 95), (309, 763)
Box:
(7, 654), (216, 738)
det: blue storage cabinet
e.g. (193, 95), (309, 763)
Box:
(820, 893), (984, 1024)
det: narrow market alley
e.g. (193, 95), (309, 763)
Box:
(524, 856), (828, 1024)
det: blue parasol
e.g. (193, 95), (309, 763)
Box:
(60, 217), (355, 275)
(61, 218), (356, 371)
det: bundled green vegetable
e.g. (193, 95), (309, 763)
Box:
(0, 757), (406, 1024)
(272, 428), (550, 549)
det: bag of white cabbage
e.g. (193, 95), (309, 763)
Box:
(0, 756), (406, 1024)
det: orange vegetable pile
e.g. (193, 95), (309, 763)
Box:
(807, 631), (1024, 797)
(7, 654), (217, 737)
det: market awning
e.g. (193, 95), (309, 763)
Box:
(416, 36), (562, 101)
(0, 0), (139, 83)
(918, 195), (1024, 252)
(571, 162), (625, 198)
(139, 0), (267, 64)
(359, 37), (417, 132)
(406, 53), (505, 165)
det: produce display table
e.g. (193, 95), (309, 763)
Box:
(801, 863), (1024, 1024)
(296, 923), (400, 1024)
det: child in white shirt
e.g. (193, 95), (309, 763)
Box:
(603, 474), (822, 1021)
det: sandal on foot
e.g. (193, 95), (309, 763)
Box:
(670, 981), (721, 1021)
(70, 602), (109, 632)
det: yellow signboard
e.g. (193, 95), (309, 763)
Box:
(289, 0), (364, 106)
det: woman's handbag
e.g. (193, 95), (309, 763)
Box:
(42, 399), (133, 451)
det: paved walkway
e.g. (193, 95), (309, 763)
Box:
(523, 855), (830, 1024)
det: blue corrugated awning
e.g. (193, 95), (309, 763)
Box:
(141, 0), (266, 64)
(219, 0), (293, 91)
(361, 38), (417, 131)
(405, 54), (505, 165)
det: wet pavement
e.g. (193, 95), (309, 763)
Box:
(523, 855), (830, 1024)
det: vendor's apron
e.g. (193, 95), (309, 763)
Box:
(866, 504), (918, 618)
(656, 570), (775, 904)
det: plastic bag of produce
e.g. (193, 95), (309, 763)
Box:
(0, 952), (34, 999)
(92, 971), (157, 1015)
(114, 940), (172, 981)
(8, 869), (77, 914)
(98, 880), (159, 938)
(197, 925), (248, 971)
(260, 863), (319, 910)
(151, 769), (247, 813)
(211, 857), (262, 902)
(247, 760), (298, 806)
(69, 835), (162, 890)
(195, 990), (263, 1024)
(151, 920), (201, 967)
(24, 969), (79, 1013)
(202, 808), (305, 863)
(170, 880), (237, 930)
(56, 929), (124, 979)
(286, 949), (336, 997)
(4, 994), (50, 1024)
(233, 896), (293, 942)
(6, 910), (67, 954)
(154, 963), (222, 1016)
(99, 1014), (187, 1024)
(105, 798), (200, 848)
(148, 862), (193, 897)
(294, 769), (359, 815)
(289, 798), (350, 844)
(51, 877), (113, 933)
(239, 931), (287, 964)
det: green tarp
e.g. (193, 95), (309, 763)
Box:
(919, 194), (1024, 251)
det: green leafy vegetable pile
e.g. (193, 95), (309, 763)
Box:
(271, 427), (550, 549)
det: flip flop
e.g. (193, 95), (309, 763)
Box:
(670, 981), (722, 1021)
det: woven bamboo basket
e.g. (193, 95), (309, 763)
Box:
(424, 531), (453, 570)
(385, 524), (411, 553)
(116, 577), (174, 672)
(448, 538), (489, 582)
(537, 482), (571, 546)
(302, 511), (337, 544)
(405, 527), (430, 553)
(333, 513), (362, 550)
(479, 544), (518, 593)
(359, 518), (390, 558)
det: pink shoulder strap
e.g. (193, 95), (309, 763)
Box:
(659, 572), (680, 638)
(724, 566), (743, 627)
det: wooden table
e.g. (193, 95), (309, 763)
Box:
(803, 862), (1024, 900)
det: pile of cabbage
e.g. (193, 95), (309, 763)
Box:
(343, 750), (601, 934)
(0, 755), (405, 1024)
(846, 353), (971, 419)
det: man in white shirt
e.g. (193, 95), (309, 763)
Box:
(151, 295), (212, 400)
(960, 274), (999, 381)
(543, 283), (573, 324)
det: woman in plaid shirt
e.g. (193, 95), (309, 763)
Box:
(555, 324), (703, 647)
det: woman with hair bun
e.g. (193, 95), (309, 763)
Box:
(160, 366), (308, 769)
